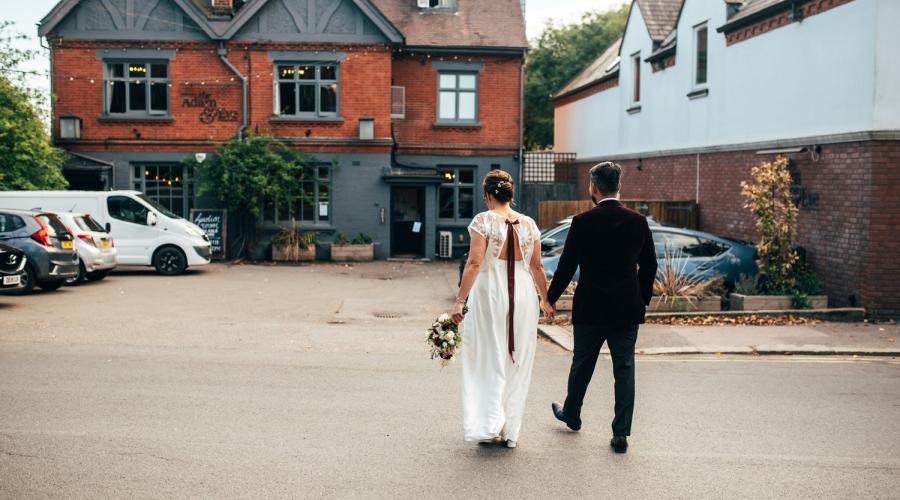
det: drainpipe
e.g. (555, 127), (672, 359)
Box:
(518, 49), (527, 187)
(218, 43), (248, 139)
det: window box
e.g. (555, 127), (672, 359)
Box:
(331, 243), (374, 262)
(730, 293), (828, 311)
(272, 243), (316, 263)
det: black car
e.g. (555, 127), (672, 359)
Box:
(0, 242), (27, 292)
(0, 209), (79, 293)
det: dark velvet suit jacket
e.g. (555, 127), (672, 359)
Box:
(547, 200), (658, 326)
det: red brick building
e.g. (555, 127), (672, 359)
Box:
(39, 0), (527, 259)
(553, 0), (900, 315)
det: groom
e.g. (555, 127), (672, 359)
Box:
(546, 162), (657, 454)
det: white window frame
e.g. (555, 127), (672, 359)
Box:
(273, 63), (340, 119)
(104, 60), (170, 117)
(693, 22), (709, 89)
(631, 51), (641, 106)
(391, 86), (405, 119)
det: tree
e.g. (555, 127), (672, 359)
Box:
(0, 22), (68, 190)
(525, 5), (629, 150)
(187, 135), (317, 257)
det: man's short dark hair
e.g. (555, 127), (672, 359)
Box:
(590, 162), (622, 194)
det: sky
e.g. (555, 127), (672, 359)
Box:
(2, 0), (627, 98)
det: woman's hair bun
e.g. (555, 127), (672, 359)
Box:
(483, 170), (514, 203)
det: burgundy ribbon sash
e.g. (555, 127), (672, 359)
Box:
(505, 219), (520, 364)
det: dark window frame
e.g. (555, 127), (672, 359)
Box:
(694, 22), (709, 88)
(438, 166), (476, 222)
(263, 164), (333, 227)
(275, 63), (340, 119)
(104, 60), (170, 117)
(132, 164), (193, 218)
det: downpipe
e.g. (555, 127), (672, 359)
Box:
(218, 43), (248, 139)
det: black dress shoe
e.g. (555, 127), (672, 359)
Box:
(610, 436), (628, 454)
(551, 402), (581, 431)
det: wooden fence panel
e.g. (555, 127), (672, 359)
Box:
(538, 200), (699, 230)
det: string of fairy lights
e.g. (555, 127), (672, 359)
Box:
(44, 44), (507, 88)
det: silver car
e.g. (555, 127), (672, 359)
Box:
(56, 212), (117, 284)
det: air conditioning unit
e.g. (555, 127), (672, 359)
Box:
(438, 231), (453, 259)
(391, 86), (405, 119)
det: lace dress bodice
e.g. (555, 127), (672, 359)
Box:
(467, 211), (540, 269)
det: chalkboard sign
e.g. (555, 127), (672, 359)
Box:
(190, 209), (227, 260)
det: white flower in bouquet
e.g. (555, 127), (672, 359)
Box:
(433, 322), (441, 328)
(438, 313), (450, 323)
(442, 342), (448, 348)
(448, 340), (456, 346)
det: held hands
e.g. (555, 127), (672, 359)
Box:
(541, 299), (556, 320)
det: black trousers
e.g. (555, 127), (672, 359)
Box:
(563, 323), (639, 436)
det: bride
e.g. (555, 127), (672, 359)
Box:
(451, 170), (554, 448)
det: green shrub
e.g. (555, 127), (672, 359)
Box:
(350, 233), (373, 245)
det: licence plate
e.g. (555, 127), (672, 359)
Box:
(101, 240), (112, 248)
(62, 240), (74, 250)
(3, 275), (21, 286)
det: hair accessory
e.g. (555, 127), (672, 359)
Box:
(497, 181), (505, 188)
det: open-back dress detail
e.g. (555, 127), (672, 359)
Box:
(461, 211), (540, 443)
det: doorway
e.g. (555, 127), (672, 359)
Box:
(391, 187), (424, 258)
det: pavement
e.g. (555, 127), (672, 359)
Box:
(1, 262), (899, 499)
(539, 322), (900, 356)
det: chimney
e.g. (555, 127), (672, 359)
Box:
(210, 0), (234, 16)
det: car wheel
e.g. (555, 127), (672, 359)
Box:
(40, 280), (64, 292)
(86, 270), (109, 281)
(65, 262), (87, 286)
(154, 246), (187, 276)
(14, 265), (37, 295)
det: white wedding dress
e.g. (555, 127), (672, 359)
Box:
(462, 211), (541, 443)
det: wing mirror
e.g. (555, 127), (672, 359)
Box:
(147, 212), (158, 226)
(541, 238), (558, 253)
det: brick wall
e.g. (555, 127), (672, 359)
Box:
(568, 140), (900, 315)
(391, 53), (522, 156)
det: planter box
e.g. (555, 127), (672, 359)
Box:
(331, 243), (374, 262)
(555, 294), (720, 313)
(649, 296), (721, 313)
(731, 293), (828, 311)
(272, 244), (315, 262)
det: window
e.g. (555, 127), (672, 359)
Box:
(276, 64), (339, 118)
(694, 23), (708, 87)
(439, 167), (475, 221)
(438, 72), (478, 123)
(133, 165), (192, 218)
(653, 232), (730, 258)
(105, 62), (169, 116)
(0, 214), (26, 233)
(391, 86), (405, 119)
(264, 165), (332, 225)
(420, 0), (452, 8)
(74, 215), (106, 233)
(631, 52), (641, 104)
(107, 196), (150, 225)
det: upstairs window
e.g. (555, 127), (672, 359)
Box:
(694, 23), (709, 87)
(438, 72), (478, 124)
(418, 0), (453, 8)
(276, 64), (339, 118)
(631, 52), (641, 105)
(105, 62), (169, 116)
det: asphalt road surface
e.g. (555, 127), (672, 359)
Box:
(1, 263), (898, 499)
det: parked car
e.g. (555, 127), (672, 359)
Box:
(0, 242), (28, 293)
(55, 212), (117, 284)
(0, 191), (211, 275)
(540, 221), (757, 287)
(0, 209), (79, 293)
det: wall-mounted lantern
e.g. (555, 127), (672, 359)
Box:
(359, 117), (374, 141)
(59, 114), (82, 139)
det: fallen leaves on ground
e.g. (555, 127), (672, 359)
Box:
(646, 315), (821, 326)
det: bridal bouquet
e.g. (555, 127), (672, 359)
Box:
(427, 307), (467, 367)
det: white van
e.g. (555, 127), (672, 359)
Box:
(0, 191), (212, 275)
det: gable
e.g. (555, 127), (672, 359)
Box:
(41, 0), (211, 40)
(231, 0), (396, 43)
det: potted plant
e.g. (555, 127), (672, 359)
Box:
(649, 246), (723, 312)
(272, 224), (318, 262)
(732, 157), (828, 310)
(331, 232), (375, 262)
